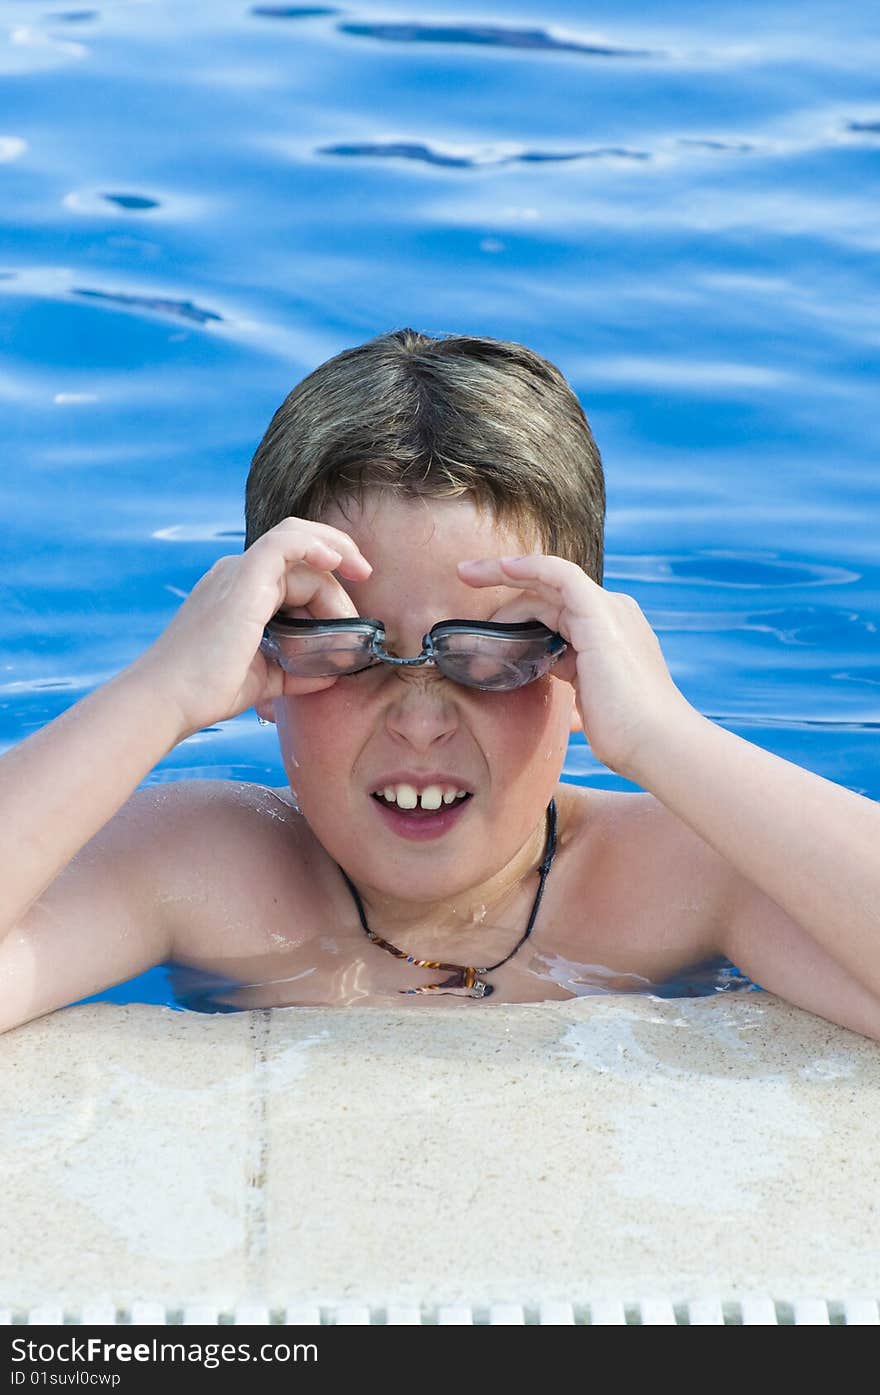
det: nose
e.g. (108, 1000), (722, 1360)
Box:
(382, 668), (461, 750)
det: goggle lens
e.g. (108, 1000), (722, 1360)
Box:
(261, 618), (565, 691)
(263, 628), (376, 678)
(429, 631), (561, 690)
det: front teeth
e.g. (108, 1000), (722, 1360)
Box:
(378, 783), (469, 810)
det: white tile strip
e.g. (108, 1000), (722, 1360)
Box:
(489, 1304), (525, 1324)
(687, 1297), (725, 1325)
(183, 1305), (219, 1324)
(283, 1305), (321, 1324)
(539, 1302), (575, 1324)
(129, 1302), (167, 1324)
(639, 1298), (678, 1325)
(234, 1304), (270, 1324)
(79, 1304), (117, 1325)
(5, 1296), (878, 1325)
(437, 1305), (474, 1324)
(740, 1295), (779, 1325)
(335, 1305), (371, 1325)
(589, 1299), (627, 1325)
(28, 1305), (64, 1325)
(385, 1305), (422, 1324)
(793, 1298), (830, 1325)
(842, 1298), (880, 1324)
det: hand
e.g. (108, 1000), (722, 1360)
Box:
(131, 518), (372, 738)
(457, 553), (693, 781)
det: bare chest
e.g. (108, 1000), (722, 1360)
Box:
(167, 786), (728, 1011)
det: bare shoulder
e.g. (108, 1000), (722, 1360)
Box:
(0, 776), (314, 1033)
(134, 779), (319, 961)
(129, 777), (302, 861)
(554, 783), (737, 975)
(137, 775), (301, 827)
(609, 786), (738, 923)
(562, 781), (733, 879)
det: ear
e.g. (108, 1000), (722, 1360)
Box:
(255, 699), (276, 725)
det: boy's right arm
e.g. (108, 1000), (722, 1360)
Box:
(0, 518), (374, 1034)
(0, 668), (189, 1033)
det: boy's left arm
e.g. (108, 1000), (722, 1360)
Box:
(633, 705), (880, 1040)
(460, 553), (880, 1039)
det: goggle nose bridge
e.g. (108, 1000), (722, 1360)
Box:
(368, 627), (438, 668)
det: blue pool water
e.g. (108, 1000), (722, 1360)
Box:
(1, 1), (878, 1010)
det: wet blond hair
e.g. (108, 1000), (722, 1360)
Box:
(245, 327), (606, 583)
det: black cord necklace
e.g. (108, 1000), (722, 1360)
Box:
(336, 798), (558, 999)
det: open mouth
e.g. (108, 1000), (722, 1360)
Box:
(370, 790), (472, 818)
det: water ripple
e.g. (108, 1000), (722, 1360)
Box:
(677, 137), (756, 152)
(318, 140), (650, 168)
(647, 605), (878, 647)
(71, 287), (224, 327)
(336, 21), (658, 59)
(153, 524), (244, 542)
(669, 555), (856, 588)
(607, 552), (858, 589)
(573, 354), (796, 391)
(102, 193), (160, 211)
(62, 187), (206, 220)
(709, 713), (880, 733)
(251, 4), (340, 15)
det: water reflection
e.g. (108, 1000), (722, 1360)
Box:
(167, 951), (758, 1013)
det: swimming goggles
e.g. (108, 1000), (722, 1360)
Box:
(259, 616), (567, 691)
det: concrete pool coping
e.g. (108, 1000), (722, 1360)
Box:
(2, 992), (879, 1322)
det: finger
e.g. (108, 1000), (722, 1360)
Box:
(281, 560), (362, 621)
(281, 673), (343, 697)
(301, 538), (344, 569)
(256, 661), (342, 702)
(549, 648), (579, 684)
(459, 554), (587, 585)
(457, 557), (512, 586)
(459, 555), (593, 612)
(486, 592), (561, 630)
(484, 593), (579, 684)
(249, 531), (364, 591)
(266, 519), (373, 578)
(248, 530), (363, 619)
(458, 556), (544, 590)
(459, 557), (567, 633)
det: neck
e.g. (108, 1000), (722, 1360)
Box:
(340, 804), (555, 961)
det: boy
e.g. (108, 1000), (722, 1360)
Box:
(2, 329), (879, 1034)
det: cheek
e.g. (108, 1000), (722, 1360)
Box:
(275, 677), (569, 787)
(478, 679), (567, 757)
(276, 686), (368, 781)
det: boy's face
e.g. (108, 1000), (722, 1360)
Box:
(262, 491), (581, 902)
